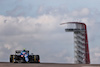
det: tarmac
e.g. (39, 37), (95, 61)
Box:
(0, 63), (100, 67)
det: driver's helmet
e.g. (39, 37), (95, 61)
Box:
(23, 48), (26, 51)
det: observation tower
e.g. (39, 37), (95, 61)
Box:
(61, 22), (90, 64)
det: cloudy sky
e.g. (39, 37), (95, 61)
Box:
(0, 0), (100, 64)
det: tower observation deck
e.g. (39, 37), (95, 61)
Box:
(61, 22), (90, 64)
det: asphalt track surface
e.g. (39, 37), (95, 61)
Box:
(0, 63), (100, 67)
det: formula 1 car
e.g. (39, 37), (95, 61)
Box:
(10, 50), (40, 63)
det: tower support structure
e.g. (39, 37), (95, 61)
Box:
(61, 22), (90, 64)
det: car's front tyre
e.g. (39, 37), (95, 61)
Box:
(10, 55), (14, 63)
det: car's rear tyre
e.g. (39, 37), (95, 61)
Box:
(36, 55), (40, 63)
(10, 55), (14, 63)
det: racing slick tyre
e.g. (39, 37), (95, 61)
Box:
(14, 55), (18, 63)
(10, 55), (14, 63)
(36, 55), (40, 63)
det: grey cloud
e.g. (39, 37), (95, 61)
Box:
(90, 47), (100, 64)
